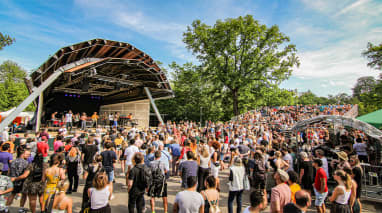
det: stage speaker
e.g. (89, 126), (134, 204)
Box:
(82, 79), (90, 92)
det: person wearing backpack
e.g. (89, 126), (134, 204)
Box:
(148, 151), (168, 213)
(12, 154), (45, 213)
(201, 176), (221, 213)
(249, 151), (268, 192)
(127, 152), (151, 213)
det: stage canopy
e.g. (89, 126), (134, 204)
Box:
(28, 38), (173, 105)
(357, 109), (382, 129)
(291, 115), (382, 139)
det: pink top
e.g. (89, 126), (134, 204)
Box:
(271, 183), (291, 213)
(53, 140), (64, 152)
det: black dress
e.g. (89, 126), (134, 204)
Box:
(80, 164), (102, 213)
(300, 160), (314, 191)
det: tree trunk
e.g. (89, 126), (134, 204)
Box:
(232, 89), (239, 116)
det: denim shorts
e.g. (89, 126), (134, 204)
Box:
(314, 187), (328, 206)
(107, 170), (114, 182)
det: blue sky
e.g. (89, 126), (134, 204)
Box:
(0, 0), (381, 96)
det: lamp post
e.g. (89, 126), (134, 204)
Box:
(200, 107), (203, 127)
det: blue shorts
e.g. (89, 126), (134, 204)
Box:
(314, 187), (328, 206)
(107, 170), (114, 182)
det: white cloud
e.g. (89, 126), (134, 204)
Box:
(336, 0), (370, 16)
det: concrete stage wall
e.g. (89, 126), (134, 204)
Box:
(100, 99), (150, 129)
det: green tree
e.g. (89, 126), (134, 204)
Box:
(363, 42), (382, 70)
(297, 90), (318, 105)
(0, 60), (34, 111)
(183, 15), (299, 116)
(352, 76), (377, 99)
(0, 33), (15, 51)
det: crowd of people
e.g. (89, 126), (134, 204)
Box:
(0, 104), (376, 213)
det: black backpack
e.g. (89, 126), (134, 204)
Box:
(253, 159), (266, 176)
(138, 166), (152, 190)
(151, 163), (165, 185)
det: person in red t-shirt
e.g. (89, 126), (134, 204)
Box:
(37, 136), (49, 162)
(313, 158), (328, 213)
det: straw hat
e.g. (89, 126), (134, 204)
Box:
(337, 151), (348, 161)
(277, 169), (289, 182)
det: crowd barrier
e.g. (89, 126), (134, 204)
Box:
(361, 163), (382, 200)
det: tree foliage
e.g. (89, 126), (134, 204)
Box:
(0, 60), (35, 111)
(363, 42), (382, 70)
(183, 15), (299, 116)
(0, 33), (15, 51)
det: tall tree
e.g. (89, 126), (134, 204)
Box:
(0, 32), (15, 51)
(352, 76), (376, 99)
(0, 60), (34, 111)
(363, 42), (382, 70)
(183, 15), (299, 116)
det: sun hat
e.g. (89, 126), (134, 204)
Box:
(337, 151), (348, 161)
(277, 169), (289, 182)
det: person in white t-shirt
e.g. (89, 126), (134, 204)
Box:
(65, 110), (73, 130)
(124, 139), (139, 177)
(173, 176), (204, 213)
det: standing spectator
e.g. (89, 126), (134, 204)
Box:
(38, 129), (50, 140)
(82, 137), (99, 171)
(173, 176), (204, 213)
(287, 171), (301, 204)
(249, 151), (267, 192)
(179, 151), (198, 188)
(1, 135), (15, 154)
(0, 143), (12, 174)
(0, 163), (13, 212)
(197, 146), (210, 192)
(201, 176), (220, 213)
(37, 136), (49, 163)
(228, 157), (245, 213)
(210, 141), (222, 191)
(41, 154), (66, 212)
(81, 154), (103, 213)
(349, 155), (363, 213)
(53, 135), (64, 153)
(65, 110), (73, 131)
(7, 146), (29, 212)
(243, 190), (268, 213)
(88, 171), (112, 213)
(274, 151), (289, 171)
(315, 149), (329, 178)
(124, 139), (139, 177)
(127, 152), (151, 213)
(299, 152), (314, 193)
(283, 190), (311, 213)
(169, 140), (181, 176)
(313, 159), (328, 213)
(353, 138), (368, 163)
(148, 151), (168, 213)
(66, 146), (81, 194)
(52, 181), (73, 213)
(281, 148), (294, 172)
(13, 154), (45, 213)
(270, 169), (291, 213)
(159, 145), (172, 177)
(329, 170), (352, 213)
(101, 142), (117, 195)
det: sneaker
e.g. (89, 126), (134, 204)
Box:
(66, 191), (72, 194)
(110, 195), (115, 200)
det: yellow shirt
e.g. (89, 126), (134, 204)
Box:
(290, 183), (301, 204)
(114, 138), (123, 146)
(91, 114), (99, 120)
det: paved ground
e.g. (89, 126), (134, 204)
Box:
(7, 163), (382, 213)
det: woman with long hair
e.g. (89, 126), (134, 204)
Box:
(343, 168), (359, 213)
(80, 154), (103, 213)
(66, 146), (81, 194)
(12, 154), (45, 213)
(210, 141), (222, 191)
(274, 151), (289, 171)
(201, 176), (220, 213)
(88, 171), (112, 213)
(197, 146), (211, 192)
(349, 155), (363, 213)
(329, 170), (352, 213)
(52, 181), (73, 213)
(41, 154), (66, 212)
(299, 152), (314, 193)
